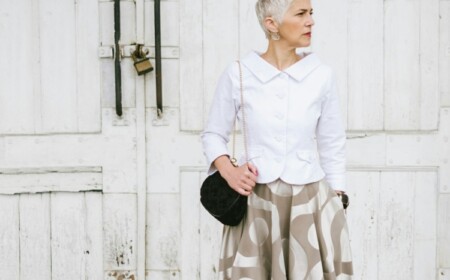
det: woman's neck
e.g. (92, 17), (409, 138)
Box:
(260, 42), (301, 71)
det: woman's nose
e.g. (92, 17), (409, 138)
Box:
(307, 16), (314, 27)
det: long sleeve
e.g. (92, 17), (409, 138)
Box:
(315, 73), (347, 191)
(201, 64), (238, 175)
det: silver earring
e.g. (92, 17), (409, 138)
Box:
(270, 32), (280, 41)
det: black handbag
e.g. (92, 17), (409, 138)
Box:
(200, 61), (249, 226)
(200, 171), (247, 226)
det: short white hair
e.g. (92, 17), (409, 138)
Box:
(255, 0), (292, 38)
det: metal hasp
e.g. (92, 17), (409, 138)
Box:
(154, 0), (163, 117)
(114, 0), (122, 117)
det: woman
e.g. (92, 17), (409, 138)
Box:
(201, 0), (353, 279)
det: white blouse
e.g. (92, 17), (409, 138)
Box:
(201, 51), (347, 191)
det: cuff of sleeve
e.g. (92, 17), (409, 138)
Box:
(205, 150), (230, 177)
(325, 175), (346, 192)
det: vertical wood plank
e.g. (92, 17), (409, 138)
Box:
(76, 0), (102, 132)
(99, 0), (114, 45)
(85, 192), (104, 280)
(203, 0), (239, 127)
(379, 172), (414, 279)
(310, 0), (349, 129)
(51, 192), (86, 279)
(419, 0), (439, 130)
(385, 0), (420, 130)
(347, 0), (384, 130)
(414, 172), (437, 279)
(99, 1), (136, 109)
(0, 0), (36, 134)
(180, 0), (203, 131)
(103, 194), (137, 271)
(180, 171), (201, 279)
(19, 193), (51, 280)
(145, 59), (180, 108)
(0, 195), (19, 279)
(438, 194), (450, 267)
(40, 0), (78, 133)
(146, 194), (180, 271)
(199, 171), (223, 280)
(346, 171), (379, 280)
(440, 1), (450, 107)
(120, 0), (136, 45)
(144, 0), (180, 47)
(120, 1), (137, 109)
(99, 1), (116, 108)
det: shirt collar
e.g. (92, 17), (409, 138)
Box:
(240, 50), (322, 83)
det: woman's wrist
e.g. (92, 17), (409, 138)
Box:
(213, 155), (235, 177)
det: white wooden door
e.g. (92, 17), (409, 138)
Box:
(172, 0), (449, 279)
(0, 0), (140, 279)
(1, 0), (449, 279)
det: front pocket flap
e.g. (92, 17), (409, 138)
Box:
(296, 151), (315, 163)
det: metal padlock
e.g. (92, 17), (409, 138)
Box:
(132, 46), (153, 75)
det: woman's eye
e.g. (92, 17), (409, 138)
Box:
(297, 11), (313, 16)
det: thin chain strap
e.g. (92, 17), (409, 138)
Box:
(237, 61), (248, 163)
(231, 61), (248, 164)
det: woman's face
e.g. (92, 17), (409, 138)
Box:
(277, 0), (314, 48)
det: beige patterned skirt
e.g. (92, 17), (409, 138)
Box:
(218, 179), (353, 280)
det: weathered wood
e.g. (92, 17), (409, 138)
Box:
(0, 109), (137, 193)
(386, 134), (439, 166)
(414, 172), (437, 279)
(419, 0), (439, 129)
(136, 0), (148, 278)
(85, 192), (104, 280)
(19, 193), (51, 280)
(0, 168), (102, 194)
(99, 2), (136, 109)
(180, 0), (204, 131)
(310, 0), (348, 128)
(0, 0), (36, 134)
(346, 171), (380, 280)
(439, 108), (450, 193)
(203, 0), (240, 126)
(199, 172), (223, 280)
(440, 1), (450, 107)
(347, 0), (384, 130)
(439, 268), (450, 280)
(146, 194), (180, 271)
(385, 0), (420, 130)
(145, 59), (180, 108)
(103, 194), (137, 271)
(379, 172), (415, 279)
(51, 192), (86, 279)
(76, 0), (102, 132)
(438, 195), (450, 267)
(144, 0), (179, 47)
(0, 195), (19, 279)
(180, 171), (201, 279)
(385, 0), (439, 130)
(146, 109), (205, 193)
(40, 0), (78, 133)
(347, 134), (386, 167)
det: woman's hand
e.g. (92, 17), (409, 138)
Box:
(214, 156), (258, 196)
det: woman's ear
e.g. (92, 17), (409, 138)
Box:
(263, 17), (279, 33)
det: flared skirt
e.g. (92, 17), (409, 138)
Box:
(218, 179), (353, 280)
